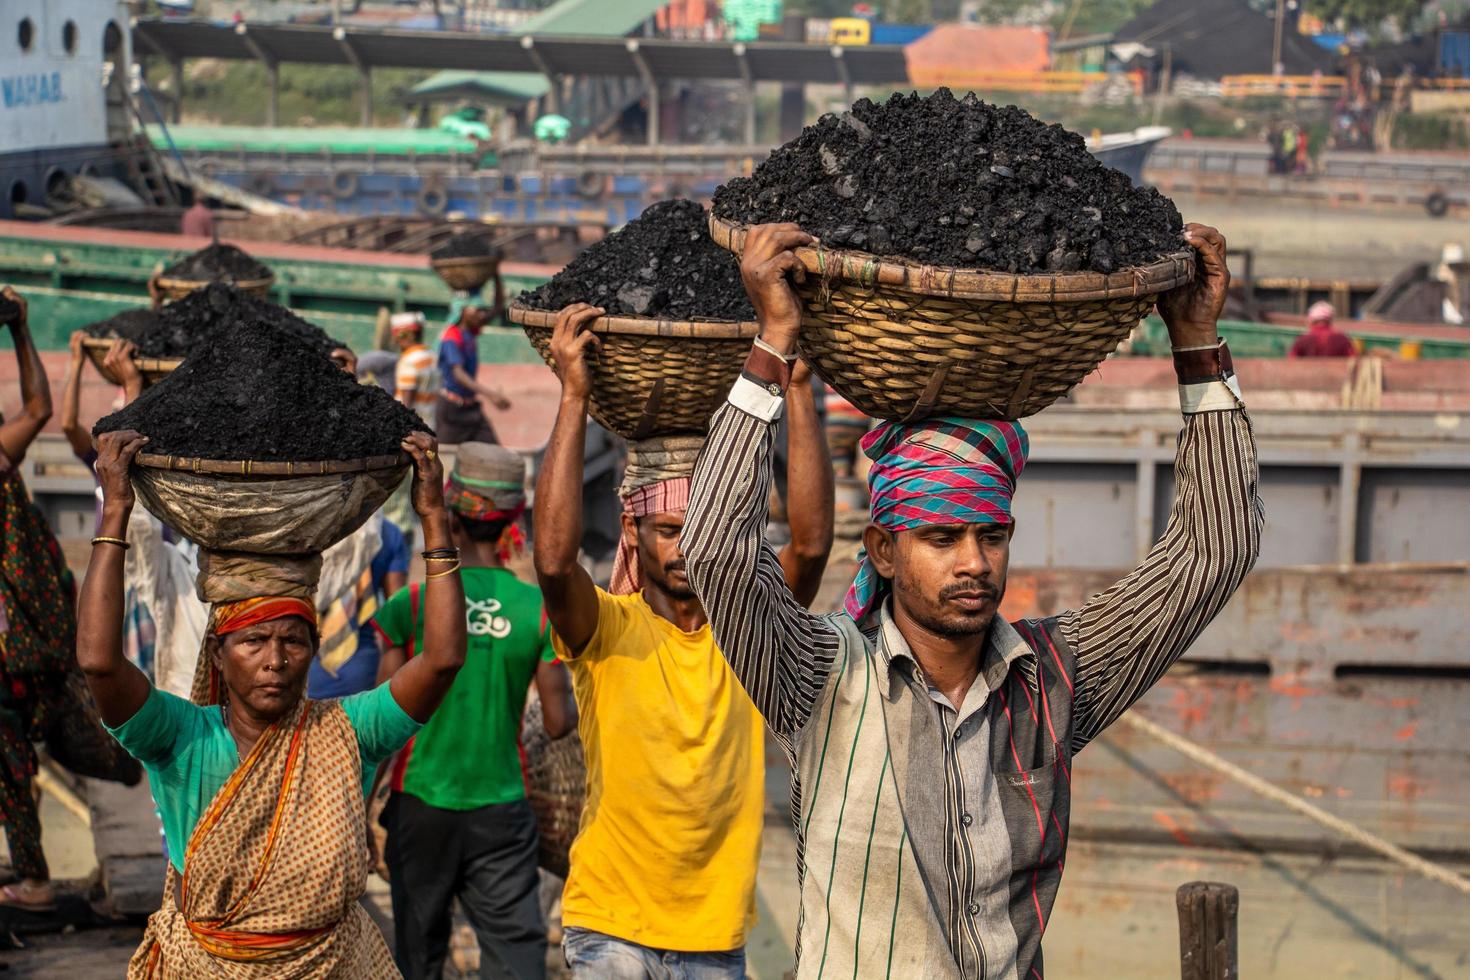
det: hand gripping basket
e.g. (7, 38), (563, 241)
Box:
(129, 452), (410, 555)
(155, 272), (275, 302)
(431, 255), (501, 292)
(710, 215), (1195, 421)
(81, 337), (182, 386)
(510, 304), (759, 439)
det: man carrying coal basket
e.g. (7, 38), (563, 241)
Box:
(678, 221), (1262, 978)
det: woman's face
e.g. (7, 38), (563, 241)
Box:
(211, 616), (315, 721)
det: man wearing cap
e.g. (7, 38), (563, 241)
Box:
(681, 223), (1263, 979)
(391, 311), (440, 428)
(532, 303), (834, 978)
(1289, 301), (1356, 358)
(374, 442), (576, 980)
(437, 298), (513, 446)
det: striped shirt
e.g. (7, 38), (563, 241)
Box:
(682, 377), (1262, 979)
(395, 344), (439, 426)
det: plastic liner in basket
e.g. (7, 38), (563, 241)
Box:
(709, 215), (1194, 422)
(130, 454), (409, 556)
(511, 304), (759, 440)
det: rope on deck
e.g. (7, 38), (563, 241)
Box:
(1119, 712), (1470, 899)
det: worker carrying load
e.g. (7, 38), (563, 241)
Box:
(77, 315), (468, 978)
(687, 87), (1262, 979)
(518, 200), (835, 975)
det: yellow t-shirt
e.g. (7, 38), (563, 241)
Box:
(553, 589), (764, 952)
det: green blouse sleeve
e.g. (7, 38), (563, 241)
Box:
(341, 681), (422, 765)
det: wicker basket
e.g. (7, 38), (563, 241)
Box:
(431, 255), (500, 292)
(130, 451), (410, 555)
(510, 304), (760, 439)
(155, 273), (274, 302)
(81, 337), (182, 386)
(710, 215), (1195, 421)
(520, 688), (585, 880)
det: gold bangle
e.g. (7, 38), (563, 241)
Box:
(424, 555), (460, 562)
(91, 536), (130, 550)
(425, 563), (462, 580)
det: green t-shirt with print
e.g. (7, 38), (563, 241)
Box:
(372, 567), (555, 810)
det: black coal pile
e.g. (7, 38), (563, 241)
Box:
(96, 284), (343, 359)
(431, 234), (499, 260)
(95, 317), (426, 461)
(85, 309), (163, 346)
(520, 199), (755, 320)
(712, 89), (1184, 274)
(161, 243), (272, 283)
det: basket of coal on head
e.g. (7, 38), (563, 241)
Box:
(80, 309), (182, 386)
(92, 296), (424, 631)
(710, 89), (1196, 422)
(430, 233), (503, 293)
(155, 243), (275, 302)
(510, 199), (760, 441)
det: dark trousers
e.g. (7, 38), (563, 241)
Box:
(384, 792), (546, 980)
(435, 395), (499, 446)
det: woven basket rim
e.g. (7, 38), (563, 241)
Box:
(509, 302), (759, 340)
(708, 214), (1194, 303)
(134, 451), (411, 476)
(80, 338), (184, 378)
(154, 272), (275, 290)
(431, 255), (500, 269)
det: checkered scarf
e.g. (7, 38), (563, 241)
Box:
(609, 477), (691, 596)
(843, 417), (1029, 622)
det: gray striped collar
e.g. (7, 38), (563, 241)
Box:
(874, 601), (1038, 704)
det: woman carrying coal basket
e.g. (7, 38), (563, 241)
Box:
(75, 427), (467, 978)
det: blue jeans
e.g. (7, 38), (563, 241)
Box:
(562, 927), (746, 980)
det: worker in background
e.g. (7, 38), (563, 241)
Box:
(436, 296), (512, 445)
(1289, 301), (1357, 357)
(391, 311), (439, 429)
(0, 288), (140, 912)
(375, 443), (576, 980)
(179, 193), (215, 239)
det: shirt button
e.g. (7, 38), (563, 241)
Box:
(961, 812), (973, 827)
(967, 902), (980, 916)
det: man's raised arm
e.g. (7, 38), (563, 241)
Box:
(1057, 224), (1264, 750)
(682, 224), (842, 742)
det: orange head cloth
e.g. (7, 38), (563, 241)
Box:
(211, 596), (319, 637)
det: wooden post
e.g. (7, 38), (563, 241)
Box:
(1176, 881), (1238, 980)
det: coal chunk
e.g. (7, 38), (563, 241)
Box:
(0, 297), (21, 325)
(161, 243), (271, 283)
(94, 318), (426, 461)
(87, 283), (343, 360)
(713, 88), (1184, 274)
(519, 199), (755, 321)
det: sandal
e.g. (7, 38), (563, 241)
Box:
(0, 881), (56, 912)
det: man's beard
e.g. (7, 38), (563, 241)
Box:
(897, 576), (1003, 638)
(644, 558), (697, 601)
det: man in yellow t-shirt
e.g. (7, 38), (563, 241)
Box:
(533, 303), (833, 977)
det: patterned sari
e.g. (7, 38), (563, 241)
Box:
(129, 698), (398, 978)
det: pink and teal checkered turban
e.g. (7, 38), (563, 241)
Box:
(843, 417), (1029, 622)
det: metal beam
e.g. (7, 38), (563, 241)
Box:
(520, 36), (560, 114)
(129, 20), (173, 62)
(733, 42), (756, 146)
(333, 27), (372, 127)
(233, 23), (281, 125)
(169, 59), (184, 124)
(830, 44), (853, 104)
(626, 39), (658, 147)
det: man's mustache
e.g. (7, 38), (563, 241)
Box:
(938, 580), (998, 601)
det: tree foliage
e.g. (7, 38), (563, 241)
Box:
(1298, 0), (1431, 29)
